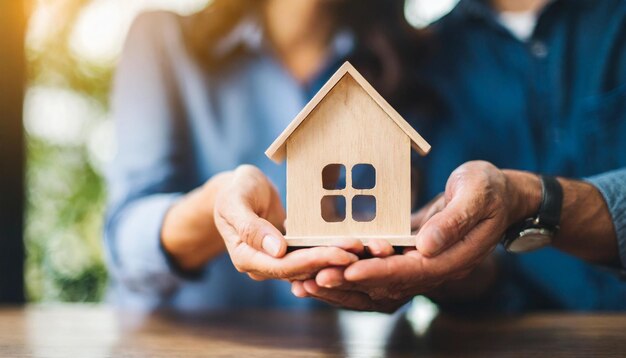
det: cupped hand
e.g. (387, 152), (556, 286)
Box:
(291, 161), (539, 312)
(291, 239), (415, 313)
(214, 165), (363, 281)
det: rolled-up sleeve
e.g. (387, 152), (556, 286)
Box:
(104, 12), (198, 299)
(586, 168), (626, 269)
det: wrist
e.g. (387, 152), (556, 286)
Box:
(502, 170), (542, 226)
(161, 171), (234, 271)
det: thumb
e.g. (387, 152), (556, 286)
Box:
(215, 196), (287, 258)
(237, 213), (287, 258)
(415, 192), (484, 257)
(215, 168), (288, 258)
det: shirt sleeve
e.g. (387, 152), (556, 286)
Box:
(104, 12), (199, 298)
(585, 168), (626, 269)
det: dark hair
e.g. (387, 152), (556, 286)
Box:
(181, 0), (432, 112)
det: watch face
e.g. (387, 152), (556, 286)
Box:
(506, 228), (553, 253)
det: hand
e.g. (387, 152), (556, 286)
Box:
(290, 213), (433, 313)
(214, 165), (362, 281)
(291, 161), (540, 312)
(291, 239), (499, 312)
(414, 160), (541, 258)
(291, 239), (418, 313)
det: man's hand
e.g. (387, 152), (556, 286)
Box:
(291, 161), (541, 312)
(214, 165), (362, 281)
(414, 160), (541, 258)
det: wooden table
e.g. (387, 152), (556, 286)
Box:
(0, 305), (625, 357)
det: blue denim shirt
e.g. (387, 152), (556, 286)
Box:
(413, 0), (626, 311)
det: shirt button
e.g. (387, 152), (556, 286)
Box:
(530, 40), (548, 58)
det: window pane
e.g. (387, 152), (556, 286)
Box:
(321, 195), (346, 222)
(352, 195), (376, 222)
(322, 164), (346, 190)
(352, 164), (376, 189)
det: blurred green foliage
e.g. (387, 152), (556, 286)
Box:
(25, 0), (111, 302)
(25, 0), (210, 303)
(26, 137), (108, 302)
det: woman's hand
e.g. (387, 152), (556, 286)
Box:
(214, 165), (362, 281)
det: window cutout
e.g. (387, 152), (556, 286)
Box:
(352, 195), (376, 222)
(322, 164), (346, 190)
(321, 195), (346, 222)
(352, 164), (376, 189)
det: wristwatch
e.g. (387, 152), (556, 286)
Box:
(501, 175), (563, 253)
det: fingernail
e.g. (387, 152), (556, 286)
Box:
(419, 228), (444, 256)
(324, 278), (342, 288)
(262, 235), (281, 256)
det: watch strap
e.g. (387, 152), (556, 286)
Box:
(537, 176), (563, 229)
(500, 175), (563, 252)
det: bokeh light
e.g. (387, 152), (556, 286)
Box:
(405, 0), (459, 28)
(69, 0), (210, 65)
(24, 86), (103, 146)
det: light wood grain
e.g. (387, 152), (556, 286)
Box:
(285, 235), (416, 246)
(265, 61), (430, 163)
(286, 73), (411, 242)
(265, 62), (429, 247)
(1, 305), (625, 357)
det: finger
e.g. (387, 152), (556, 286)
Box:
(216, 195), (287, 258)
(403, 246), (417, 254)
(419, 218), (501, 278)
(302, 280), (375, 311)
(332, 238), (366, 256)
(291, 281), (308, 298)
(342, 222), (501, 298)
(235, 213), (287, 258)
(345, 220), (500, 289)
(411, 193), (445, 231)
(315, 267), (347, 288)
(248, 273), (267, 281)
(415, 190), (486, 257)
(218, 165), (288, 257)
(367, 239), (395, 257)
(232, 245), (359, 281)
(344, 254), (422, 285)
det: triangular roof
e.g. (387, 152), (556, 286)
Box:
(265, 62), (431, 163)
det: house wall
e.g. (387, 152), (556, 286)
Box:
(285, 74), (411, 240)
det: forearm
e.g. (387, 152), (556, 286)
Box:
(105, 193), (186, 294)
(504, 170), (619, 265)
(554, 178), (618, 264)
(161, 171), (233, 271)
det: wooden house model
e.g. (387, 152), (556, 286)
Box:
(265, 62), (431, 246)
